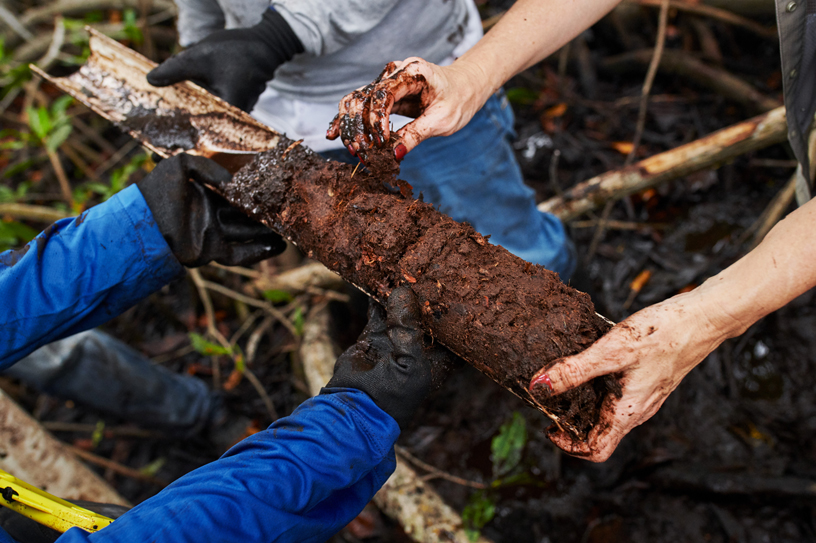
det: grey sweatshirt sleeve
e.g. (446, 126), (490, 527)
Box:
(272, 0), (401, 56)
(174, 0), (226, 46)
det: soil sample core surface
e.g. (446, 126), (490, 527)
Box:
(221, 139), (616, 439)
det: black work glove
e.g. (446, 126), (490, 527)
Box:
(147, 9), (304, 112)
(137, 153), (286, 267)
(326, 287), (452, 429)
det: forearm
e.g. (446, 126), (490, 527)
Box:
(698, 196), (816, 338)
(0, 185), (184, 369)
(454, 0), (622, 104)
(71, 390), (399, 543)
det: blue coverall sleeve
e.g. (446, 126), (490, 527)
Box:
(0, 184), (184, 370)
(55, 389), (400, 543)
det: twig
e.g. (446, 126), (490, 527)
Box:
(737, 173), (797, 250)
(208, 262), (262, 279)
(66, 445), (169, 488)
(395, 446), (487, 489)
(243, 367), (278, 421)
(0, 4), (34, 42)
(199, 278), (299, 337)
(626, 0), (670, 166)
(42, 421), (159, 439)
(623, 0), (777, 39)
(603, 49), (781, 113)
(246, 316), (274, 364)
(189, 268), (223, 389)
(94, 139), (139, 176)
(584, 200), (615, 266)
(61, 140), (100, 181)
(36, 16), (65, 71)
(0, 203), (70, 222)
(72, 117), (118, 155)
(45, 146), (74, 207)
(570, 219), (669, 230)
(229, 309), (263, 345)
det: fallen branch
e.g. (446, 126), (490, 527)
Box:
(602, 49), (781, 114)
(540, 106), (788, 220)
(299, 305), (493, 543)
(0, 203), (70, 222)
(253, 261), (346, 294)
(0, 389), (128, 505)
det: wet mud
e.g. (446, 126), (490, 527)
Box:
(219, 137), (615, 439)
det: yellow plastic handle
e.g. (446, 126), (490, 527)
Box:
(0, 469), (113, 533)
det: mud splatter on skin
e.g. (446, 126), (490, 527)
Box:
(219, 137), (617, 439)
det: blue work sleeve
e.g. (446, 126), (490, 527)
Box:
(56, 389), (399, 543)
(0, 185), (185, 370)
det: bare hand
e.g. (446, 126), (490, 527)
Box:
(529, 291), (732, 462)
(326, 57), (488, 162)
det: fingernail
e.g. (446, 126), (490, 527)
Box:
(394, 143), (407, 162)
(326, 128), (333, 138)
(530, 373), (554, 394)
(347, 144), (357, 157)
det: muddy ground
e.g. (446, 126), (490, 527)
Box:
(3, 1), (816, 542)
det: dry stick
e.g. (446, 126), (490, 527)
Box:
(198, 278), (299, 337)
(571, 219), (669, 230)
(42, 421), (159, 439)
(191, 271), (278, 419)
(188, 268), (223, 390)
(45, 147), (74, 207)
(395, 446), (487, 489)
(603, 49), (781, 114)
(539, 106), (788, 220)
(735, 173), (797, 250)
(586, 0), (670, 265)
(72, 116), (118, 155)
(0, 203), (70, 222)
(95, 139), (139, 177)
(623, 0), (777, 38)
(208, 262), (263, 280)
(20, 0), (176, 27)
(61, 140), (100, 181)
(246, 315), (274, 364)
(0, 4), (34, 42)
(66, 445), (169, 488)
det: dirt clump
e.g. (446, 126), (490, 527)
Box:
(219, 137), (615, 439)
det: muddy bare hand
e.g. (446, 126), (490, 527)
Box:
(326, 57), (488, 162)
(530, 290), (731, 462)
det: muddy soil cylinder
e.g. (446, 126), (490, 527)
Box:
(218, 138), (616, 439)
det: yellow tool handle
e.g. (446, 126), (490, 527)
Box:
(0, 469), (113, 533)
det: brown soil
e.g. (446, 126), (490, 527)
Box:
(218, 137), (616, 440)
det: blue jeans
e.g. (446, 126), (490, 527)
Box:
(322, 92), (576, 280)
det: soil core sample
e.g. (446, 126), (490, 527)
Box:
(219, 138), (616, 440)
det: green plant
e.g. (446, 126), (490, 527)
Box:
(189, 332), (235, 356)
(262, 289), (294, 304)
(0, 219), (39, 252)
(26, 96), (74, 153)
(80, 153), (149, 202)
(463, 411), (529, 541)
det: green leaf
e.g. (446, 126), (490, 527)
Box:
(0, 220), (39, 244)
(108, 153), (147, 195)
(462, 491), (495, 542)
(292, 306), (305, 336)
(123, 9), (144, 45)
(45, 123), (73, 152)
(491, 411), (527, 478)
(139, 457), (166, 477)
(3, 159), (42, 179)
(189, 332), (232, 356)
(51, 95), (73, 121)
(26, 106), (49, 139)
(504, 87), (540, 106)
(262, 289), (293, 304)
(91, 420), (105, 448)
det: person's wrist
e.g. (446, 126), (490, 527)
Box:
(443, 61), (494, 125)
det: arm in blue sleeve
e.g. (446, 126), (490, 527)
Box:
(57, 389), (399, 543)
(0, 184), (185, 370)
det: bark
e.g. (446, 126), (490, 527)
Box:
(539, 106), (788, 221)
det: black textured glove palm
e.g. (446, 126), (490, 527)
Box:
(326, 287), (452, 429)
(146, 9), (303, 112)
(137, 154), (286, 267)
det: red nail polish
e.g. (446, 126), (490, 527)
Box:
(394, 143), (407, 162)
(530, 373), (553, 393)
(347, 144), (357, 157)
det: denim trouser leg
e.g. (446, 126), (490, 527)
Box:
(321, 92), (576, 280)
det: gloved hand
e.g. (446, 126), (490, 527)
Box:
(326, 287), (452, 429)
(146, 9), (304, 112)
(137, 153), (286, 267)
